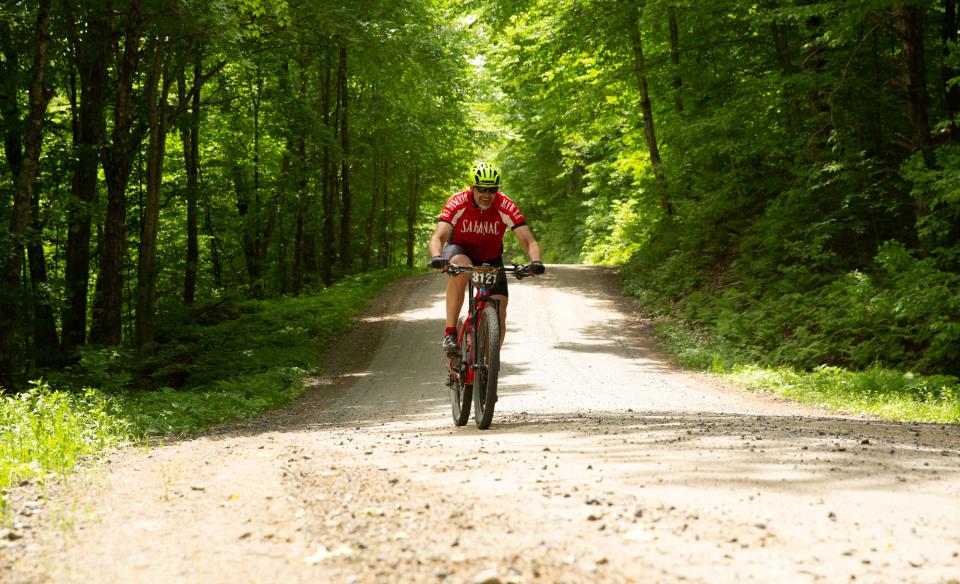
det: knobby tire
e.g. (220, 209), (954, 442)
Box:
(450, 316), (472, 426)
(473, 305), (500, 430)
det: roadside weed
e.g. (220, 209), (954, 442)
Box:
(0, 381), (130, 495)
(654, 321), (960, 423)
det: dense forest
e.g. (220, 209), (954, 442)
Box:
(0, 0), (474, 389)
(480, 0), (960, 376)
(1, 0), (958, 392)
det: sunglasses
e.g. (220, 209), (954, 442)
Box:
(473, 186), (498, 194)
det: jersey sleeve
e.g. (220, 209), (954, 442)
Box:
(497, 193), (527, 230)
(438, 192), (469, 225)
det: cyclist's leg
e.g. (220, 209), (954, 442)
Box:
(487, 256), (509, 349)
(491, 294), (508, 349)
(442, 244), (472, 330)
(445, 267), (469, 329)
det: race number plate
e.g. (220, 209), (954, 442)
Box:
(471, 266), (500, 288)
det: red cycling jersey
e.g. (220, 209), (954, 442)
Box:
(438, 190), (527, 262)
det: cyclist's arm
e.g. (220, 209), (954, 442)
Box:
(428, 221), (453, 257)
(512, 225), (542, 263)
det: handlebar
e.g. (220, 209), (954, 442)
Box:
(446, 263), (534, 280)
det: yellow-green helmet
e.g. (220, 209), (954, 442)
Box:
(469, 162), (501, 187)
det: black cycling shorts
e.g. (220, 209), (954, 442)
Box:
(442, 243), (509, 297)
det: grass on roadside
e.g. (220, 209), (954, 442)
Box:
(655, 321), (960, 423)
(0, 268), (416, 507)
(0, 381), (131, 516)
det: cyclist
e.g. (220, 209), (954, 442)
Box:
(427, 162), (545, 356)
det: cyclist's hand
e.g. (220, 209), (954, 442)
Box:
(529, 261), (546, 275)
(429, 256), (448, 270)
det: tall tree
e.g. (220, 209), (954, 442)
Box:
(404, 166), (420, 268)
(943, 0), (959, 127)
(61, 0), (110, 357)
(891, 2), (932, 220)
(321, 49), (336, 285)
(0, 0), (53, 388)
(668, 4), (683, 113)
(626, 5), (668, 211)
(337, 43), (353, 273)
(1, 6), (59, 370)
(363, 126), (381, 272)
(27, 186), (60, 368)
(135, 35), (171, 350)
(90, 0), (144, 346)
(179, 51), (202, 305)
(379, 159), (391, 268)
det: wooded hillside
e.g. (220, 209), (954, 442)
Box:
(481, 0), (960, 376)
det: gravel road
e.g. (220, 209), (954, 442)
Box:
(4, 266), (960, 584)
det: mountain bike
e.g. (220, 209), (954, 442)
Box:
(443, 263), (533, 429)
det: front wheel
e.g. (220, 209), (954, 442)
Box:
(473, 305), (501, 429)
(450, 316), (472, 426)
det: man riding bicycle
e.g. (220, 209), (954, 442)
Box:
(428, 162), (545, 356)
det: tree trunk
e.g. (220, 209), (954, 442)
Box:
(0, 24), (26, 393)
(28, 194), (60, 368)
(2, 5), (60, 369)
(234, 164), (259, 283)
(321, 52), (335, 285)
(766, 4), (804, 136)
(250, 59), (264, 294)
(274, 142), (292, 296)
(292, 158), (304, 295)
(237, 56), (273, 296)
(293, 202), (304, 295)
(891, 3), (932, 218)
(338, 44), (353, 273)
(0, 21), (23, 177)
(290, 55), (308, 294)
(299, 135), (318, 284)
(274, 60), (296, 296)
(627, 7), (669, 213)
(668, 5), (683, 113)
(769, 6), (797, 76)
(405, 169), (420, 268)
(90, 0), (143, 346)
(380, 160), (390, 268)
(0, 0), (52, 389)
(203, 184), (223, 288)
(62, 1), (110, 357)
(180, 53), (202, 305)
(135, 38), (169, 350)
(800, 12), (831, 150)
(943, 0), (959, 132)
(363, 139), (379, 272)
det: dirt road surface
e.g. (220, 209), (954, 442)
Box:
(4, 266), (960, 583)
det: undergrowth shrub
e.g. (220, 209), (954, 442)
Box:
(0, 268), (411, 508)
(42, 267), (413, 436)
(623, 223), (960, 421)
(626, 240), (960, 376)
(0, 381), (130, 500)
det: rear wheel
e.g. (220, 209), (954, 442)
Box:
(450, 316), (472, 426)
(473, 305), (501, 430)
